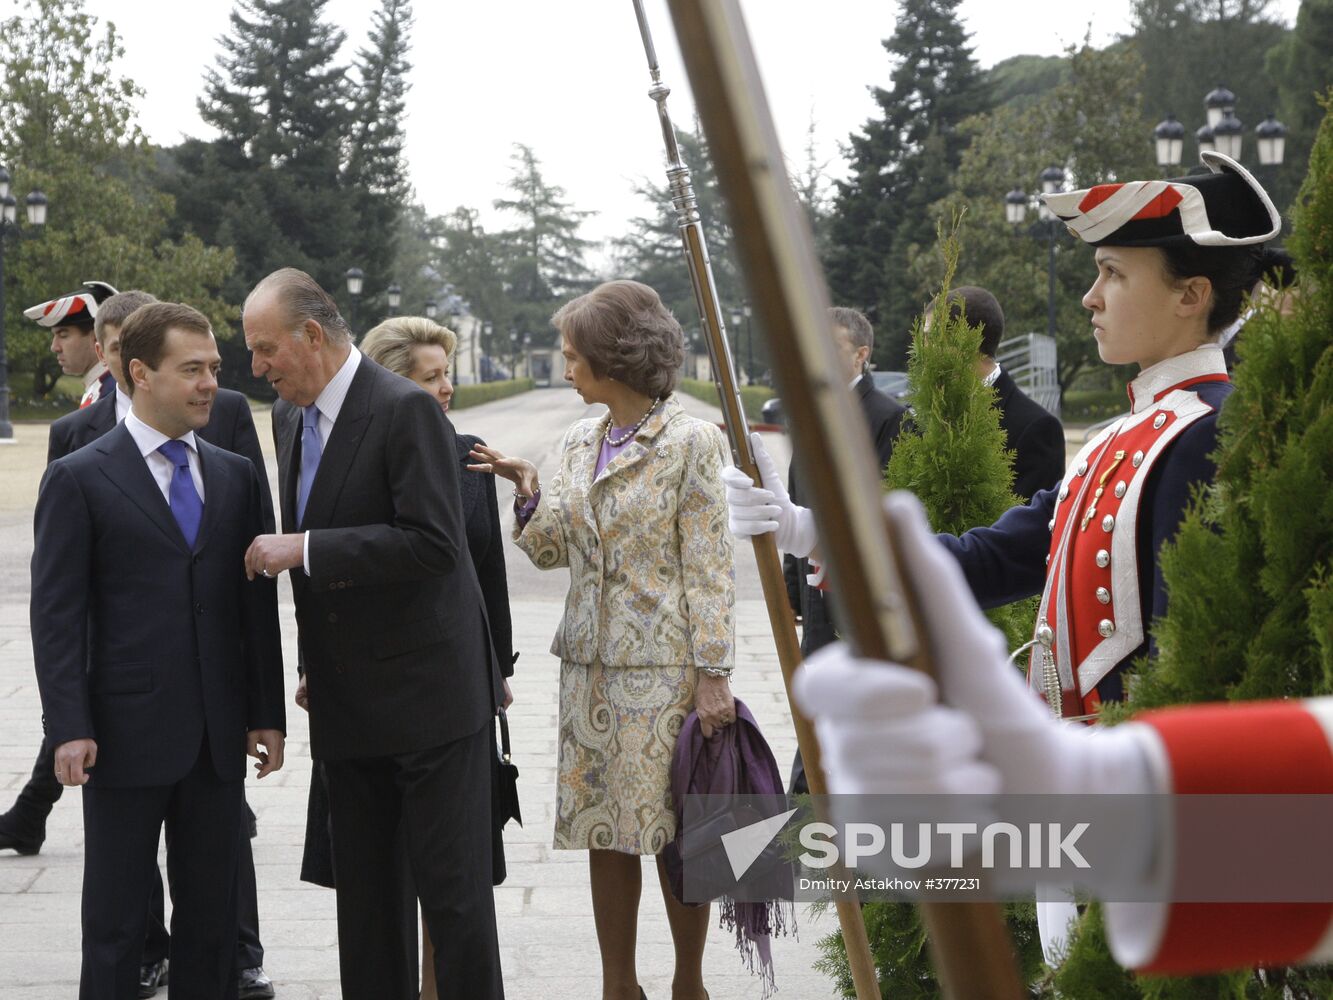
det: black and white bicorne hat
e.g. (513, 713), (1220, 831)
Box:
(24, 280), (119, 329)
(1040, 152), (1280, 248)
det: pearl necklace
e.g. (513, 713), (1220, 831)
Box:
(604, 397), (661, 447)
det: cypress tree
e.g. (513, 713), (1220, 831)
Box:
(816, 223), (1045, 993)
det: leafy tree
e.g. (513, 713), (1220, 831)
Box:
(1, 0), (235, 396)
(915, 42), (1157, 394)
(986, 55), (1070, 110)
(436, 206), (514, 359)
(823, 0), (990, 370)
(492, 144), (595, 346)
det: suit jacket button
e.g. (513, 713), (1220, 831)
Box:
(327, 612), (338, 624)
(329, 582), (337, 591)
(194, 603), (204, 615)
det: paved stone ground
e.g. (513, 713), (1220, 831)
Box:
(0, 390), (844, 999)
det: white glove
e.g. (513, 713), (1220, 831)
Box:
(721, 432), (818, 558)
(792, 492), (1163, 893)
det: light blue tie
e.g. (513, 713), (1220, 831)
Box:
(297, 404), (322, 525)
(158, 440), (203, 548)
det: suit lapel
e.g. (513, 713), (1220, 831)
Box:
(591, 398), (678, 489)
(89, 392), (117, 437)
(96, 424), (189, 551)
(191, 440), (226, 554)
(275, 401), (301, 531)
(300, 357), (374, 529)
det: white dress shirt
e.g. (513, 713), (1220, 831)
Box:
(124, 409), (204, 503)
(300, 346), (362, 572)
(114, 387), (131, 424)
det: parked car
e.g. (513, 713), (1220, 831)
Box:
(758, 370), (911, 429)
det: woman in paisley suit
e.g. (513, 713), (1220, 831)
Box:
(470, 279), (735, 1000)
(299, 316), (515, 1000)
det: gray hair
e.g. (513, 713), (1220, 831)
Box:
(361, 316), (457, 378)
(95, 290), (158, 344)
(829, 306), (873, 373)
(246, 268), (353, 345)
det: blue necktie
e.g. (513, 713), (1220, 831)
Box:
(158, 439), (203, 548)
(297, 403), (322, 525)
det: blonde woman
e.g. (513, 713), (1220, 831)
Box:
(299, 316), (514, 1000)
(470, 280), (735, 1000)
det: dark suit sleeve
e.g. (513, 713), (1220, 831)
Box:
(228, 395), (275, 534)
(934, 488), (1056, 608)
(240, 461), (286, 733)
(872, 406), (906, 470)
(470, 442), (515, 677)
(1011, 411), (1067, 502)
(46, 421), (70, 466)
(30, 462), (96, 747)
(307, 389), (464, 590)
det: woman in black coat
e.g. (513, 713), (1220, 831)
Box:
(299, 316), (515, 1000)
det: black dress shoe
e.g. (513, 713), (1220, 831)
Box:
(138, 958), (168, 998)
(0, 812), (43, 856)
(238, 966), (275, 999)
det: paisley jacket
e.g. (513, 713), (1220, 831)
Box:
(514, 395), (735, 669)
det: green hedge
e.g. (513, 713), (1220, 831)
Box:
(451, 378), (535, 410)
(677, 378), (776, 424)
(1061, 387), (1128, 424)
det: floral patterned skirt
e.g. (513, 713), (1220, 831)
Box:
(554, 660), (696, 855)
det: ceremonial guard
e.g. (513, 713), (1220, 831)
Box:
(25, 281), (119, 407)
(726, 152), (1288, 719)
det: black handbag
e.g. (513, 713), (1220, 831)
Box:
(495, 707), (522, 828)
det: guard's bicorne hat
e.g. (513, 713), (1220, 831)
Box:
(24, 280), (119, 329)
(1040, 152), (1279, 248)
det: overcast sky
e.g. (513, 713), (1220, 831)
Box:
(73, 0), (1301, 265)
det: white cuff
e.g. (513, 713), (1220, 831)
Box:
(302, 531), (310, 576)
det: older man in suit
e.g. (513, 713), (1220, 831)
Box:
(242, 268), (504, 999)
(30, 302), (285, 999)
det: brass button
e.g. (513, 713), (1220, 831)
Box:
(1096, 549), (1110, 568)
(1096, 586), (1111, 605)
(1102, 514), (1115, 533)
(1132, 450), (1144, 468)
(1114, 481), (1127, 499)
(1098, 619), (1115, 638)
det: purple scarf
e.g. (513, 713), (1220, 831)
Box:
(665, 698), (796, 996)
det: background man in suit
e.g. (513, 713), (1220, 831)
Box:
(942, 285), (1066, 502)
(30, 302), (285, 999)
(242, 268), (504, 999)
(1, 290), (277, 997)
(25, 281), (119, 407)
(782, 306), (906, 794)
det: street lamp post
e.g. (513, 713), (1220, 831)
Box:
(0, 166), (50, 443)
(743, 302), (753, 384)
(1004, 165), (1066, 341)
(523, 332), (532, 381)
(509, 331), (518, 380)
(345, 267), (364, 336)
(481, 321), (492, 383)
(386, 282), (402, 317)
(424, 298), (437, 320)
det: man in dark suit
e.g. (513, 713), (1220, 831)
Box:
(945, 286), (1066, 502)
(784, 306), (906, 794)
(242, 268), (504, 999)
(30, 302), (285, 999)
(1, 290), (277, 997)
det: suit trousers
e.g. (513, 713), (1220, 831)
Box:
(324, 724), (504, 1000)
(80, 737), (243, 1000)
(143, 799), (263, 968)
(6, 735), (64, 835)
